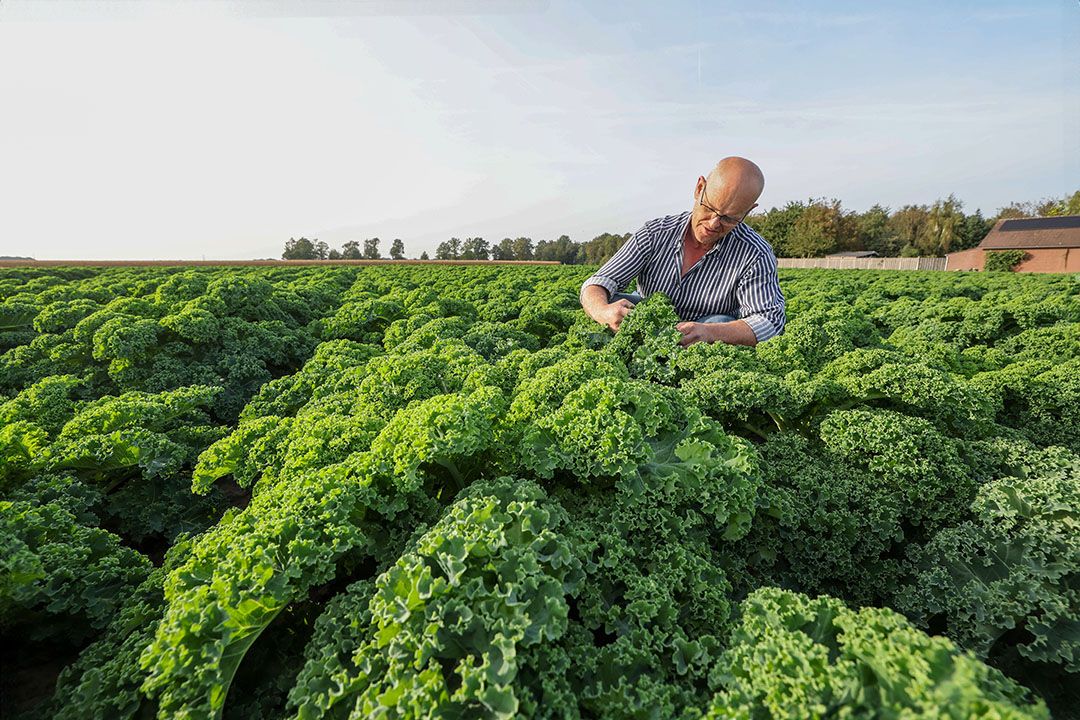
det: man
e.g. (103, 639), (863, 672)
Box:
(580, 157), (785, 347)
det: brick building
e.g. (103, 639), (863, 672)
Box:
(947, 216), (1080, 272)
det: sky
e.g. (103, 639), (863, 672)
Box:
(0, 0), (1077, 260)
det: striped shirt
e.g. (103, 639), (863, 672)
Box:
(580, 210), (786, 341)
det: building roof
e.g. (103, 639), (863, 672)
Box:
(979, 215), (1080, 250)
(826, 250), (879, 257)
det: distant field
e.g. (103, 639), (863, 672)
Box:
(0, 259), (560, 267)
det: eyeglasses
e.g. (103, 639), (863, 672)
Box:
(697, 179), (751, 226)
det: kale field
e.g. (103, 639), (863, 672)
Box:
(1, 264), (1077, 719)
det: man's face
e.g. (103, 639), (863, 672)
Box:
(690, 176), (757, 246)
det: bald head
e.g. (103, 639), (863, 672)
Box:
(687, 157), (765, 246)
(706, 157), (765, 207)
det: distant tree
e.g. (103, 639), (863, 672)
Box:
(282, 237), (317, 260)
(887, 204), (930, 257)
(534, 234), (582, 264)
(420, 251), (430, 260)
(914, 195), (965, 256)
(786, 210), (834, 258)
(834, 208), (860, 253)
(460, 237), (490, 260)
(746, 200), (806, 257)
(363, 237), (381, 259)
(510, 237), (533, 261)
(475, 237), (491, 260)
(555, 234), (582, 264)
(1035, 198), (1061, 217)
(328, 248), (342, 260)
(492, 237), (515, 261)
(993, 189), (1079, 221)
(854, 205), (901, 256)
(534, 239), (551, 261)
(313, 240), (330, 260)
(583, 232), (631, 265)
(435, 237), (462, 260)
(993, 201), (1035, 221)
(785, 199), (851, 257)
(1035, 189), (1080, 216)
(340, 240), (361, 259)
(954, 209), (993, 253)
(389, 238), (405, 260)
(560, 236), (580, 262)
(1062, 190), (1080, 215)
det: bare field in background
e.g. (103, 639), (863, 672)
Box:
(0, 259), (562, 267)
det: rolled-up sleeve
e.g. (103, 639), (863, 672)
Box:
(579, 227), (650, 301)
(736, 251), (786, 342)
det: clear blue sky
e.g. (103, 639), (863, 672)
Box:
(1, 0), (1077, 259)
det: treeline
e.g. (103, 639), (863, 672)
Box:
(281, 232), (631, 264)
(747, 190), (1080, 258)
(282, 237), (406, 260)
(433, 233), (630, 264)
(282, 189), (1078, 263)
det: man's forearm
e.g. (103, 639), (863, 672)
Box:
(712, 319), (759, 346)
(580, 284), (613, 323)
(678, 318), (759, 347)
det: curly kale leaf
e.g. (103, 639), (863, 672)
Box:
(814, 348), (996, 436)
(287, 579), (376, 720)
(0, 420), (49, 491)
(368, 385), (507, 496)
(969, 359), (1080, 453)
(0, 374), (86, 437)
(347, 341), (487, 417)
(704, 587), (1049, 719)
(462, 320), (542, 361)
(516, 376), (672, 482)
(318, 478), (581, 720)
(503, 350), (627, 433)
(510, 438), (757, 718)
(239, 339), (383, 421)
(43, 385), (226, 489)
(897, 457), (1080, 674)
(605, 292), (683, 383)
(727, 410), (975, 607)
(756, 303), (882, 375)
(192, 416), (295, 494)
(818, 407), (975, 531)
(139, 461), (379, 720)
(0, 491), (152, 641)
(321, 298), (406, 344)
(49, 537), (193, 720)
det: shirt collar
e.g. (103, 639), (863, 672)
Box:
(672, 212), (692, 256)
(675, 212), (740, 256)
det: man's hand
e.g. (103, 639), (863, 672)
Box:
(675, 321), (718, 347)
(602, 298), (635, 332)
(581, 285), (636, 331)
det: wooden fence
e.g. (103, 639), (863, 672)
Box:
(777, 257), (947, 271)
